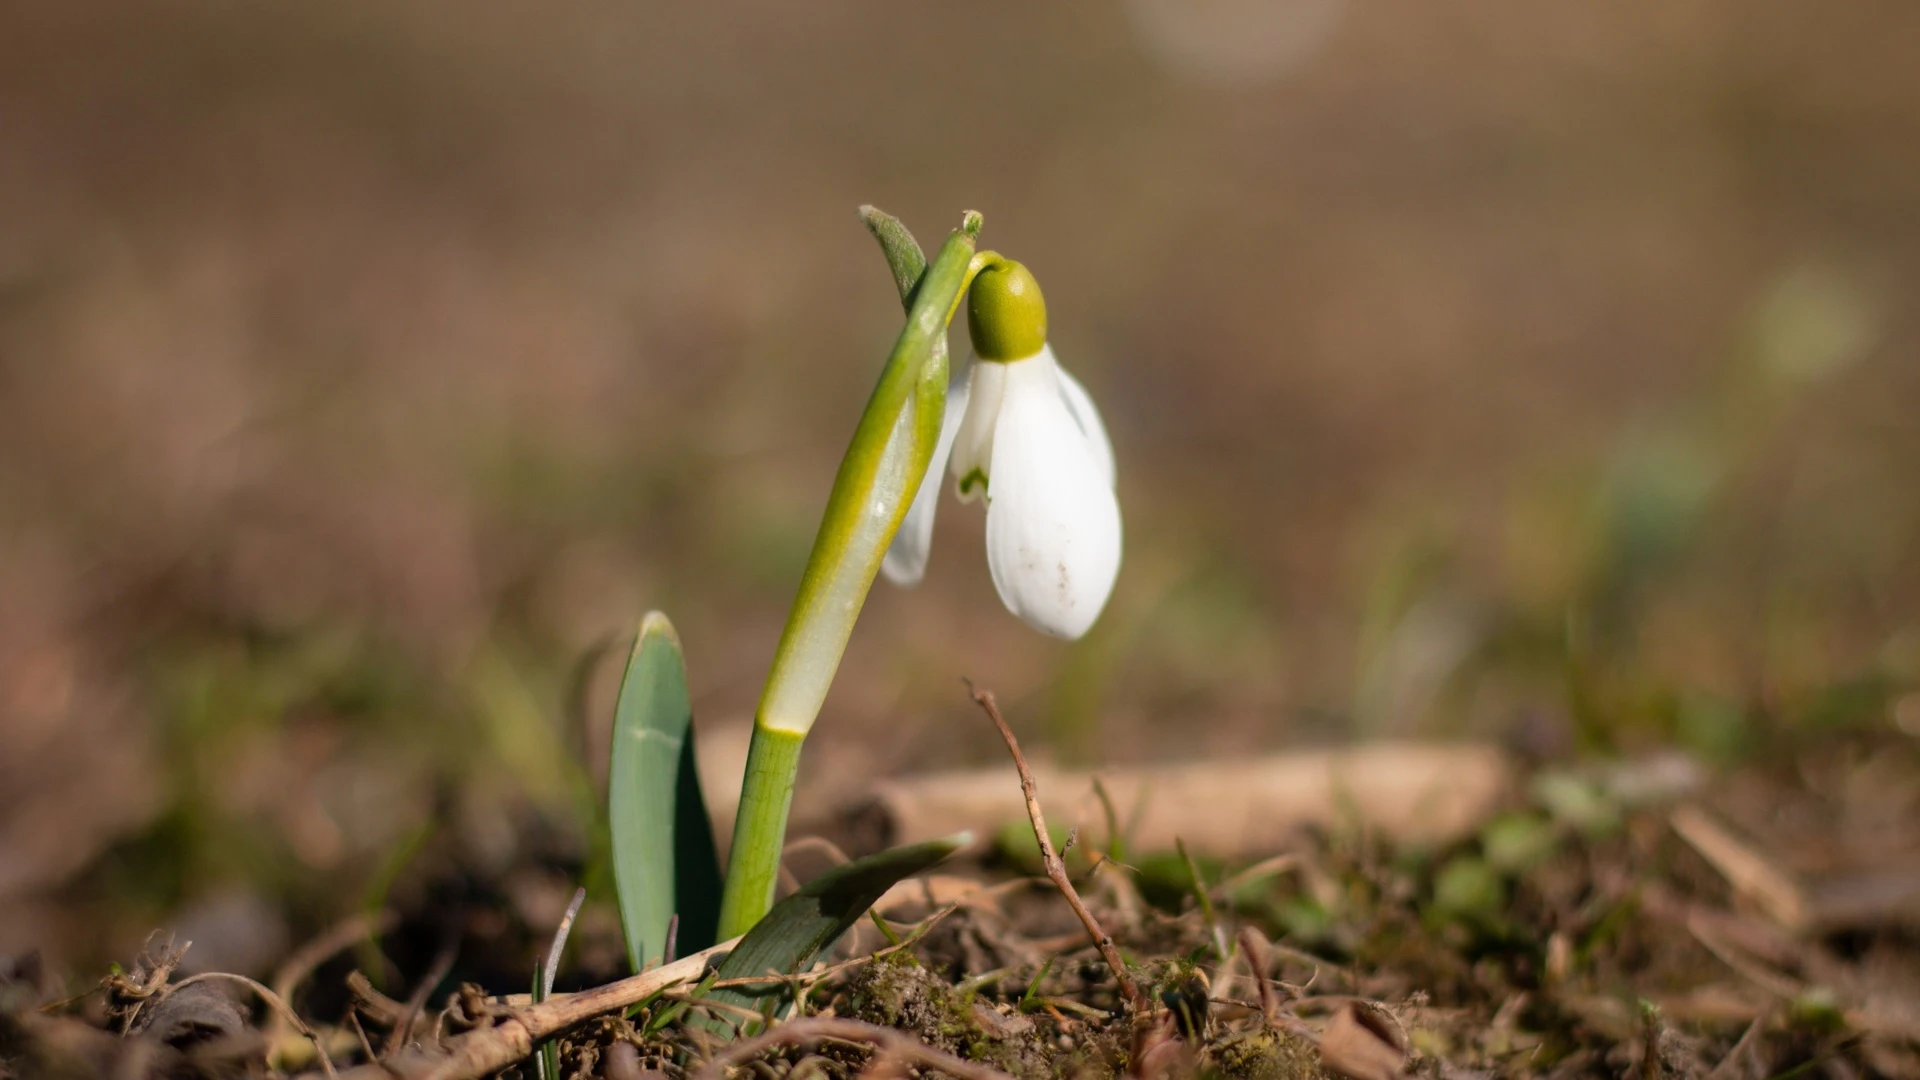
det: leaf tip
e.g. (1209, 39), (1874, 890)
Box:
(637, 610), (681, 649)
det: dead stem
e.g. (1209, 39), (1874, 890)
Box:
(346, 970), (408, 1029)
(346, 1009), (379, 1064)
(107, 935), (190, 1034)
(965, 678), (1147, 1012)
(689, 1016), (1017, 1080)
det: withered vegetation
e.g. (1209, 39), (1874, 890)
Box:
(7, 726), (1919, 1080)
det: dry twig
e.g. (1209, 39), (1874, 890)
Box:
(320, 936), (739, 1080)
(346, 970), (408, 1029)
(347, 1009), (379, 1065)
(106, 935), (190, 1034)
(966, 679), (1146, 1011)
(690, 1016), (1016, 1080)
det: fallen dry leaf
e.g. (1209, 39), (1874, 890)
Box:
(1319, 1003), (1407, 1080)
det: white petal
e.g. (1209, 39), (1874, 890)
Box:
(982, 351), (1123, 639)
(881, 367), (970, 586)
(948, 356), (1007, 504)
(1054, 355), (1116, 490)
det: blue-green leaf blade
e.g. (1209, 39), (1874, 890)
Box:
(704, 832), (969, 1034)
(609, 612), (724, 973)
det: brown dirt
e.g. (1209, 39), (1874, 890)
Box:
(6, 732), (1918, 1079)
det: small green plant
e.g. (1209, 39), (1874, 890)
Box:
(593, 205), (1125, 1026)
(608, 613), (721, 972)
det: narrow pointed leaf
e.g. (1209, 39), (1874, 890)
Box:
(705, 833), (969, 1034)
(862, 207), (951, 579)
(531, 885), (583, 1080)
(859, 205), (927, 303)
(609, 612), (724, 973)
(531, 963), (559, 1080)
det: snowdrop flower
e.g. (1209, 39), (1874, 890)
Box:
(882, 260), (1121, 639)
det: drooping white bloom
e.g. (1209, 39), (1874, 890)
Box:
(883, 345), (1121, 640)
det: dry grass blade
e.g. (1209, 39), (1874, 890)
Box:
(965, 679), (1146, 1012)
(1683, 912), (1805, 1001)
(1704, 1017), (1769, 1080)
(1214, 854), (1299, 899)
(543, 886), (588, 999)
(1670, 805), (1811, 931)
(1673, 804), (1920, 933)
(689, 1016), (1017, 1080)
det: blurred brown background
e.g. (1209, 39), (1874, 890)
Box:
(2, 1), (1916, 976)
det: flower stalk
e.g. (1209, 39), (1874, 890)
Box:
(715, 211), (985, 939)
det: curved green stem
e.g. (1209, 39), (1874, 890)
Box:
(716, 213), (984, 939)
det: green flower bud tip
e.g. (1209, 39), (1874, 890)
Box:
(968, 260), (1047, 361)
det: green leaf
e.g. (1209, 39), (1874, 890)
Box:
(859, 205), (927, 305)
(609, 612), (724, 973)
(531, 962), (559, 1080)
(705, 833), (969, 1036)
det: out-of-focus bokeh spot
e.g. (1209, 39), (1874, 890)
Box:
(1123, 0), (1348, 85)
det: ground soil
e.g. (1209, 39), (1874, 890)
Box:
(5, 731), (1917, 1079)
